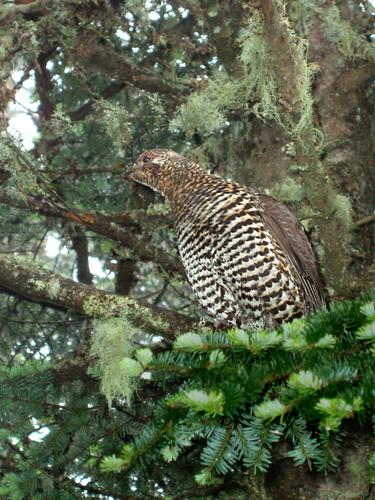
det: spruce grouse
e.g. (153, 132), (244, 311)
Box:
(126, 149), (325, 327)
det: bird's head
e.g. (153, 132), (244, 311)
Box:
(125, 148), (188, 196)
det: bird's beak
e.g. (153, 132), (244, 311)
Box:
(123, 164), (137, 181)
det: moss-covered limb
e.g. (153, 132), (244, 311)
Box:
(323, 4), (375, 62)
(0, 189), (182, 277)
(260, 0), (307, 123)
(0, 0), (52, 24)
(172, 3), (317, 139)
(0, 255), (196, 338)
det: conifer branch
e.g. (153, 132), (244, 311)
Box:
(98, 293), (375, 482)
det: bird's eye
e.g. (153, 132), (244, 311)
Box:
(142, 154), (151, 164)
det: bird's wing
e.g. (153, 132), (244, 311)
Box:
(257, 193), (326, 311)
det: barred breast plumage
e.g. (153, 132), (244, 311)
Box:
(126, 149), (326, 327)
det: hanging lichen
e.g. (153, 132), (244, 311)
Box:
(85, 294), (168, 405)
(171, 13), (319, 145)
(323, 6), (375, 61)
(240, 12), (321, 143)
(170, 75), (246, 136)
(95, 99), (133, 150)
(90, 314), (139, 405)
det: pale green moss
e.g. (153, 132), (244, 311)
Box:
(27, 276), (64, 300)
(288, 164), (309, 173)
(0, 135), (50, 197)
(146, 203), (171, 217)
(111, 245), (134, 260)
(83, 293), (168, 331)
(170, 74), (248, 136)
(83, 294), (138, 319)
(242, 16), (320, 142)
(170, 86), (226, 136)
(87, 293), (168, 405)
(1, 187), (25, 203)
(28, 279), (48, 292)
(271, 177), (304, 203)
(290, 2), (375, 62)
(330, 194), (353, 230)
(282, 142), (297, 157)
(143, 312), (169, 332)
(49, 110), (72, 135)
(48, 279), (61, 299)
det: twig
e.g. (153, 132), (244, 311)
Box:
(354, 214), (375, 227)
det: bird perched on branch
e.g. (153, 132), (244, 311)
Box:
(126, 149), (325, 327)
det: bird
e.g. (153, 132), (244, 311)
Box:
(126, 149), (326, 327)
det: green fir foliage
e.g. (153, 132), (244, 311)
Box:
(99, 292), (375, 484)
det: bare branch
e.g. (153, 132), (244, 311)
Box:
(47, 162), (124, 180)
(354, 214), (375, 228)
(70, 226), (93, 285)
(115, 258), (138, 296)
(0, 190), (183, 276)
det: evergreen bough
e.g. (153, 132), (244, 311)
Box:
(100, 292), (375, 486)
